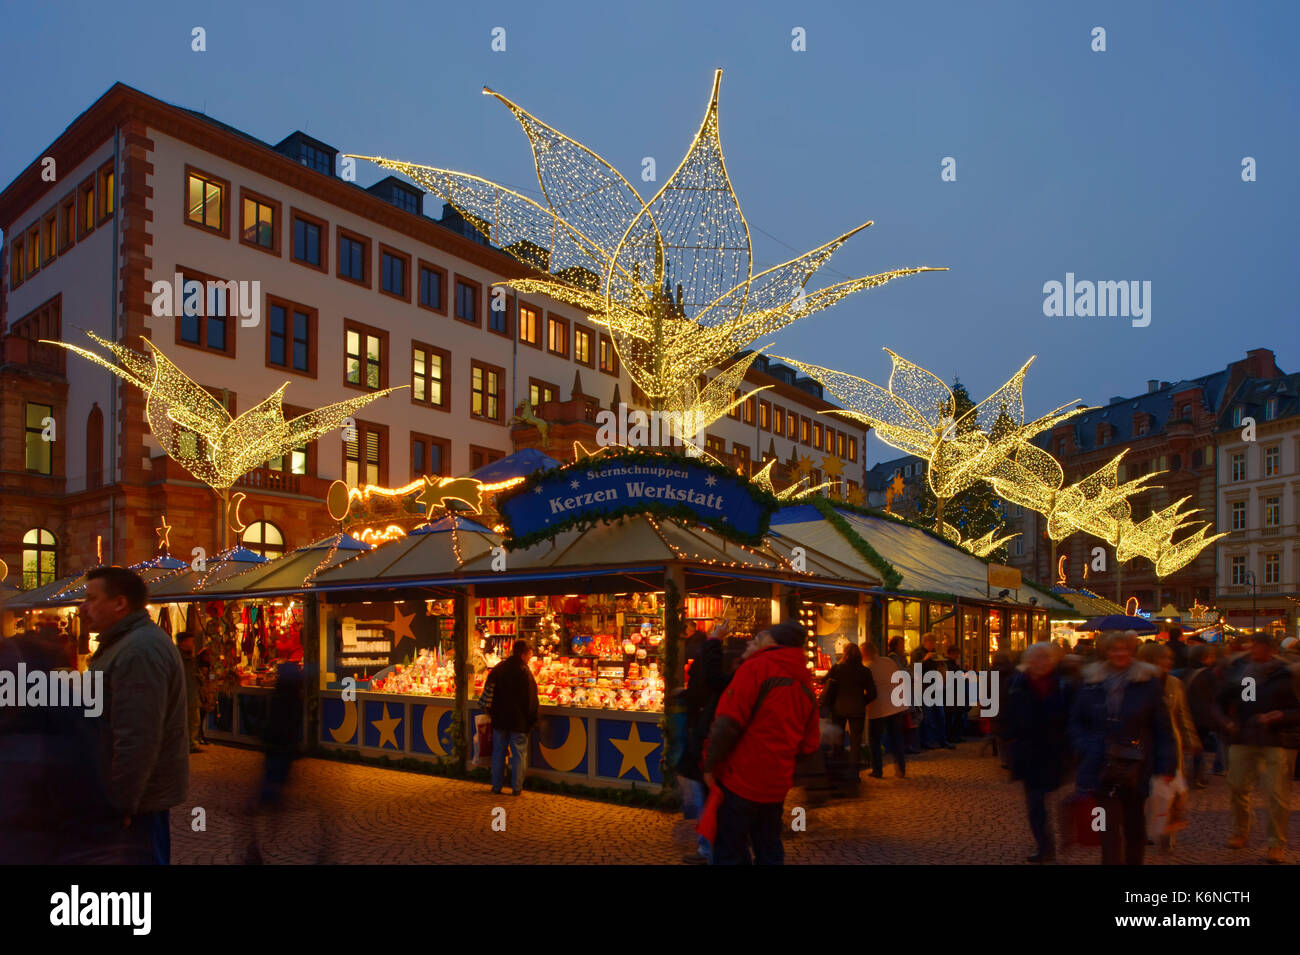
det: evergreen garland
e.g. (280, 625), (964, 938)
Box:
(809, 496), (904, 591)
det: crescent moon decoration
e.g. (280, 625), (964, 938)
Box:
(538, 716), (588, 773)
(1056, 555), (1068, 587)
(228, 491), (248, 534)
(0, 558), (8, 583)
(421, 706), (451, 757)
(1125, 596), (1140, 617)
(328, 700), (359, 744)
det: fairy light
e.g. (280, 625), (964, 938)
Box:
(48, 331), (400, 491)
(774, 349), (1087, 530)
(348, 69), (942, 424)
(356, 525), (408, 545)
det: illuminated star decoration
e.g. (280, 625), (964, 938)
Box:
(349, 69), (943, 424)
(156, 515), (172, 552)
(414, 475), (485, 519)
(48, 332), (401, 491)
(373, 705), (402, 750)
(390, 606), (418, 644)
(775, 350), (1086, 531)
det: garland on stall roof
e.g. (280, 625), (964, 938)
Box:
(809, 496), (903, 592)
(495, 448), (781, 552)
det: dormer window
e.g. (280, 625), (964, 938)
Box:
(1232, 406), (1244, 427)
(1265, 397), (1277, 420)
(299, 143), (332, 174)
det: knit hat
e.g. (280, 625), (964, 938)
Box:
(768, 621), (806, 647)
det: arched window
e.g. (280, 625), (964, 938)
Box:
(242, 521), (284, 558)
(22, 528), (58, 589)
(87, 403), (104, 489)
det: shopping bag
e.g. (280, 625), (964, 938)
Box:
(1058, 791), (1101, 849)
(1147, 773), (1188, 836)
(474, 714), (494, 767)
(696, 784), (725, 844)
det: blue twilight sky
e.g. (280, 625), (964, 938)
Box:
(2, 0), (1296, 464)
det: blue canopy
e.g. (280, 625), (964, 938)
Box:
(412, 515), (494, 534)
(470, 448), (561, 485)
(1075, 614), (1159, 634)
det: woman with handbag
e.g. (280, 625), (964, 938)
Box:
(1067, 631), (1177, 866)
(820, 643), (876, 785)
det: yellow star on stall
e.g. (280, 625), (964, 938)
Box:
(373, 704), (402, 750)
(573, 440), (613, 461)
(791, 453), (815, 482)
(610, 722), (659, 780)
(390, 606), (417, 643)
(846, 484), (866, 506)
(156, 515), (172, 552)
(820, 455), (843, 479)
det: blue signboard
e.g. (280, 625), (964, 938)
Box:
(500, 453), (775, 544)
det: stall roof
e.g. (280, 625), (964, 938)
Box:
(470, 448), (562, 485)
(184, 534), (373, 599)
(311, 515), (501, 587)
(769, 505), (1072, 612)
(148, 547), (269, 600)
(3, 570), (94, 609)
(1050, 587), (1127, 618)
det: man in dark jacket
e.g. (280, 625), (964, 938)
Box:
(912, 632), (953, 750)
(1005, 643), (1072, 863)
(703, 621), (820, 865)
(1068, 630), (1175, 866)
(485, 639), (539, 796)
(677, 623), (728, 863)
(1182, 643), (1220, 786)
(80, 566), (190, 864)
(1165, 626), (1190, 671)
(1212, 633), (1300, 863)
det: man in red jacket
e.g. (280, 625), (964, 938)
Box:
(702, 620), (820, 864)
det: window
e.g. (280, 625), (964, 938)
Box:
(598, 333), (619, 375)
(98, 163), (114, 223)
(848, 436), (858, 462)
(10, 237), (24, 288)
(1232, 406), (1244, 427)
(1230, 555), (1247, 586)
(25, 402), (53, 474)
(529, 378), (558, 407)
(21, 529), (57, 589)
(1203, 447), (1213, 468)
(755, 400), (770, 431)
(267, 442), (308, 475)
(801, 417), (811, 445)
(86, 404), (103, 489)
(471, 361), (504, 422)
(774, 407), (786, 437)
(78, 176), (96, 237)
(343, 420), (387, 486)
(705, 435), (726, 459)
(547, 314), (569, 357)
(740, 396), (754, 425)
(291, 210), (326, 269)
(1057, 438), (1067, 455)
(1180, 403), (1192, 420)
(337, 229), (371, 284)
(298, 143), (332, 175)
(1264, 553), (1280, 585)
(58, 194), (75, 253)
(344, 322), (386, 390)
(266, 298), (315, 375)
(185, 166), (228, 235)
(488, 292), (511, 336)
(904, 464), (912, 478)
(470, 446), (505, 471)
(411, 433), (450, 479)
(1264, 446), (1279, 477)
(1231, 452), (1246, 482)
(418, 261), (446, 313)
(1231, 500), (1247, 531)
(11, 296), (61, 341)
(520, 304), (542, 347)
(380, 245), (410, 300)
(411, 342), (450, 410)
(26, 225), (39, 275)
(732, 443), (751, 474)
(242, 522), (285, 559)
(173, 267), (236, 355)
(727, 391), (742, 420)
(1013, 538), (1024, 557)
(1264, 496), (1281, 528)
(574, 325), (594, 367)
(1265, 398), (1277, 420)
(455, 277), (480, 326)
(240, 190), (279, 253)
(814, 422), (823, 450)
(42, 210), (57, 264)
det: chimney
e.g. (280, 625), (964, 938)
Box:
(1147, 379), (1159, 393)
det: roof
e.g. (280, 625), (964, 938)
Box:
(769, 505), (1072, 611)
(148, 547), (269, 599)
(1036, 369), (1229, 454)
(1049, 587), (1127, 618)
(1216, 372), (1300, 430)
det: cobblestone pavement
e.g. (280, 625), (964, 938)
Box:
(173, 741), (1296, 864)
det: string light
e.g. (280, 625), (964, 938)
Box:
(48, 332), (400, 491)
(348, 69), (942, 424)
(356, 525), (409, 545)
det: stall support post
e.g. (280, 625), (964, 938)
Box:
(662, 563), (687, 793)
(303, 594), (322, 747)
(856, 593), (868, 645)
(774, 583), (796, 623)
(453, 586), (472, 771)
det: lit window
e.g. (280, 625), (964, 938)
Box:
(25, 402), (53, 474)
(472, 363), (502, 421)
(520, 305), (541, 345)
(21, 528), (58, 589)
(345, 325), (384, 390)
(242, 521), (285, 558)
(241, 196), (276, 249)
(412, 344), (448, 409)
(186, 172), (224, 231)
